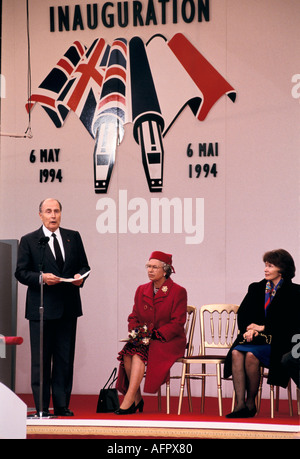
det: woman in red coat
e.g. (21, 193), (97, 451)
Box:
(115, 251), (187, 414)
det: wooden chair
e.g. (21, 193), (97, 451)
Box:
(257, 367), (294, 418)
(178, 304), (239, 416)
(157, 305), (197, 413)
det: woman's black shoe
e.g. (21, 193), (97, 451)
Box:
(246, 407), (257, 417)
(114, 402), (135, 415)
(134, 399), (144, 413)
(226, 406), (257, 418)
(225, 407), (250, 418)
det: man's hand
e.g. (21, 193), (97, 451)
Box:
(72, 273), (83, 287)
(42, 273), (61, 285)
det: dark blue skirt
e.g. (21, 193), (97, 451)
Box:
(234, 343), (271, 368)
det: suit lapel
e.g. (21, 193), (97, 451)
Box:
(143, 282), (154, 300)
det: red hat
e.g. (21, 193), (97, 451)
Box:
(149, 251), (175, 273)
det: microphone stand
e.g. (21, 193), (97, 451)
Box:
(38, 271), (44, 419)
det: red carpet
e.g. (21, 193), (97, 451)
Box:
(19, 393), (299, 439)
(21, 393), (298, 424)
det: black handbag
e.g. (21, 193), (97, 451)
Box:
(96, 367), (120, 413)
(238, 332), (272, 345)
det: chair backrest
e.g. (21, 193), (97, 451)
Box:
(199, 304), (239, 354)
(185, 305), (197, 357)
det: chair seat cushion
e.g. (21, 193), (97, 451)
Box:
(184, 355), (226, 363)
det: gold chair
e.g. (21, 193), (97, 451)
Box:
(165, 305), (197, 414)
(178, 304), (239, 416)
(257, 367), (294, 418)
(156, 305), (197, 413)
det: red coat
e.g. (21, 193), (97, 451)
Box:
(116, 277), (187, 394)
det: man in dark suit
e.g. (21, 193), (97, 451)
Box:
(15, 198), (90, 416)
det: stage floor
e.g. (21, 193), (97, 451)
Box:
(20, 394), (300, 439)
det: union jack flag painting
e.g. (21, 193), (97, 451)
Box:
(27, 33), (236, 193)
(26, 40), (86, 128)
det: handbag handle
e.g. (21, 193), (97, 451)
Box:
(103, 367), (118, 390)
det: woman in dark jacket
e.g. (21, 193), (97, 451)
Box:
(224, 249), (300, 418)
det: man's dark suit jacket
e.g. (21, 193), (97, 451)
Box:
(15, 226), (90, 320)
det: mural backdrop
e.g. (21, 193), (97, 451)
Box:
(0, 0), (299, 399)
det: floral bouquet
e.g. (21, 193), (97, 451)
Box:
(128, 324), (151, 346)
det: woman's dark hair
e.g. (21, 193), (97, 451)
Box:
(263, 249), (296, 280)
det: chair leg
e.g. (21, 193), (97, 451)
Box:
(275, 384), (293, 415)
(166, 380), (170, 414)
(257, 367), (264, 414)
(200, 363), (206, 413)
(257, 370), (293, 418)
(275, 385), (279, 412)
(216, 363), (223, 416)
(270, 385), (274, 418)
(186, 363), (193, 412)
(231, 389), (236, 412)
(178, 363), (186, 415)
(273, 382), (293, 417)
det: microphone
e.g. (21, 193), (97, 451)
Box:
(39, 236), (50, 245)
(38, 236), (49, 273)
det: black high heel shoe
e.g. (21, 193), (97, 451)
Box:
(114, 402), (135, 415)
(134, 399), (144, 413)
(225, 406), (257, 418)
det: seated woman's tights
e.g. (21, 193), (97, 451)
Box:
(231, 350), (261, 411)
